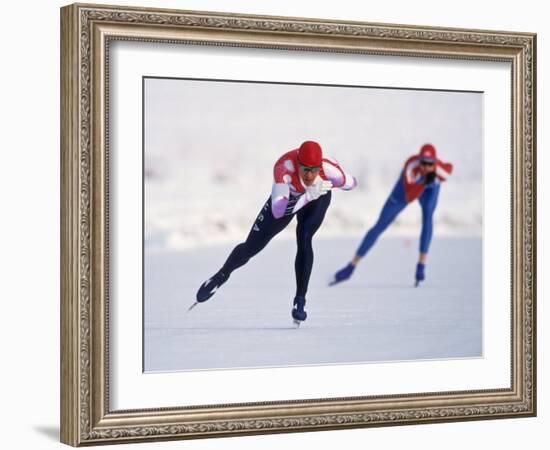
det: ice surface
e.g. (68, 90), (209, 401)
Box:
(144, 237), (482, 372)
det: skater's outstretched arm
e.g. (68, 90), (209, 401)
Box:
(289, 157), (357, 215)
(322, 156), (358, 190)
(435, 160), (454, 181)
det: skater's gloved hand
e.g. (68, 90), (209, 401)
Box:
(423, 172), (436, 185)
(305, 179), (333, 201)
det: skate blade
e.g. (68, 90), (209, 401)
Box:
(188, 301), (199, 312)
(414, 280), (420, 287)
(293, 319), (301, 328)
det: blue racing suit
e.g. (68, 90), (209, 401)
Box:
(356, 172), (440, 257)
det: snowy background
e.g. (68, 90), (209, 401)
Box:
(143, 77), (483, 372)
(144, 78), (483, 252)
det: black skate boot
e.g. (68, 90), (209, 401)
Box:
(196, 270), (229, 303)
(291, 296), (307, 326)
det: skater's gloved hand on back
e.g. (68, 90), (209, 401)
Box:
(305, 179), (333, 202)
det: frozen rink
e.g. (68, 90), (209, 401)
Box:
(144, 236), (482, 372)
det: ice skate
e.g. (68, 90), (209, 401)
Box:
(195, 270), (228, 303)
(329, 263), (355, 286)
(291, 295), (307, 326)
(415, 263), (425, 287)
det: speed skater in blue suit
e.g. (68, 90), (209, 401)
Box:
(331, 143), (453, 287)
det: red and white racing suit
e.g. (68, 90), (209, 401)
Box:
(271, 149), (357, 218)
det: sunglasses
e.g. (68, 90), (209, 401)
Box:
(300, 165), (321, 173)
(420, 160), (435, 166)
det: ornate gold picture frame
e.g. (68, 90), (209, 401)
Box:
(61, 3), (536, 446)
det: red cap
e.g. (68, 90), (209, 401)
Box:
(419, 143), (437, 163)
(297, 141), (323, 167)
